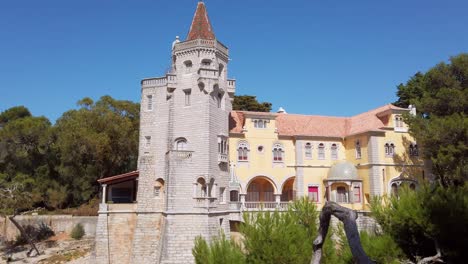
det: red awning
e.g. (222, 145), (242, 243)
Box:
(97, 171), (139, 185)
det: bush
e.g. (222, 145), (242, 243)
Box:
(70, 223), (85, 240)
(240, 197), (318, 264)
(193, 233), (245, 264)
(14, 223), (54, 245)
(371, 184), (468, 263)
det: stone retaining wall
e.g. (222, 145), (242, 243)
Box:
(0, 215), (97, 242)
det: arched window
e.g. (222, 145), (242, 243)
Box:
(355, 140), (362, 159)
(318, 143), (325, 160)
(331, 143), (338, 160)
(218, 64), (224, 78)
(175, 138), (187, 151)
(336, 186), (348, 203)
(385, 143), (395, 157)
(197, 178), (207, 197)
(395, 115), (403, 128)
(237, 141), (249, 161)
(409, 143), (419, 156)
(184, 60), (192, 73)
(305, 142), (312, 159)
(273, 143), (284, 162)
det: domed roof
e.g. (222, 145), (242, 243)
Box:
(327, 162), (360, 180)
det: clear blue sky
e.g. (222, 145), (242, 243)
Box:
(1, 0), (467, 122)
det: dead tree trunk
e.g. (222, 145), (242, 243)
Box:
(8, 215), (40, 257)
(311, 201), (373, 264)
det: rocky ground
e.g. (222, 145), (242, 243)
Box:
(0, 233), (93, 264)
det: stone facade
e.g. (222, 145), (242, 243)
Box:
(94, 2), (235, 263)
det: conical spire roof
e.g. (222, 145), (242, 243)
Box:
(187, 1), (215, 40)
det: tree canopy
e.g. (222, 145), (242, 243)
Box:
(0, 96), (140, 209)
(394, 53), (468, 187)
(233, 95), (272, 112)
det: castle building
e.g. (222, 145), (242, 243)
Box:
(94, 2), (426, 263)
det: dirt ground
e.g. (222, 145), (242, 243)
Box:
(0, 233), (93, 264)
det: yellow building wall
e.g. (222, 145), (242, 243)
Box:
(229, 112), (425, 211)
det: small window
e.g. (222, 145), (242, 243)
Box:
(336, 186), (348, 203)
(409, 143), (418, 156)
(353, 186), (361, 203)
(273, 143), (284, 162)
(308, 186), (319, 202)
(147, 95), (153, 111)
(184, 90), (191, 106)
(184, 60), (192, 73)
(257, 145), (264, 153)
(175, 138), (187, 151)
(253, 119), (267, 129)
(355, 140), (362, 159)
(331, 144), (338, 160)
(230, 190), (239, 202)
(197, 178), (207, 197)
(395, 115), (403, 128)
(318, 143), (325, 160)
(201, 59), (212, 67)
(237, 141), (249, 161)
(218, 136), (228, 155)
(145, 136), (151, 148)
(385, 143), (395, 157)
(305, 143), (312, 159)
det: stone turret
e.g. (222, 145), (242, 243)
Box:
(134, 1), (235, 263)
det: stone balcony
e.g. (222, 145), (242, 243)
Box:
(141, 74), (177, 88)
(218, 153), (228, 164)
(227, 79), (236, 94)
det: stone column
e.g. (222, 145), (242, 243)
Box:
(295, 140), (305, 197)
(240, 194), (246, 209)
(101, 184), (107, 204)
(275, 194), (281, 208)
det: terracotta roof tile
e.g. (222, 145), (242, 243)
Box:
(187, 1), (215, 40)
(229, 104), (408, 138)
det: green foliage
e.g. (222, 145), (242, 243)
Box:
(240, 198), (318, 264)
(54, 95), (139, 205)
(371, 184), (468, 263)
(394, 53), (468, 186)
(193, 233), (245, 264)
(232, 95), (272, 112)
(14, 223), (54, 245)
(0, 96), (140, 211)
(0, 106), (31, 124)
(70, 223), (85, 240)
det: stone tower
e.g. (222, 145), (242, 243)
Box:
(132, 1), (235, 263)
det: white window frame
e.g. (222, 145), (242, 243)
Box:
(272, 143), (284, 162)
(318, 143), (325, 160)
(184, 89), (191, 106)
(305, 142), (312, 159)
(237, 141), (249, 162)
(355, 140), (362, 159)
(330, 143), (338, 160)
(308, 184), (320, 203)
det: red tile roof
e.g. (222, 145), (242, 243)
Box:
(98, 171), (139, 184)
(229, 104), (408, 138)
(187, 1), (215, 41)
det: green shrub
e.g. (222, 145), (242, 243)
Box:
(371, 184), (468, 263)
(70, 223), (85, 240)
(192, 233), (245, 264)
(240, 197), (318, 264)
